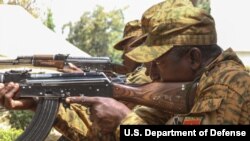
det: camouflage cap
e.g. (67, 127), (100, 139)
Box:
(140, 0), (193, 34)
(126, 0), (217, 63)
(113, 20), (144, 50)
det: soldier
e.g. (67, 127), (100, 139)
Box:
(65, 0), (250, 136)
(112, 19), (151, 84)
(54, 20), (153, 141)
(59, 20), (152, 85)
(1, 0), (250, 140)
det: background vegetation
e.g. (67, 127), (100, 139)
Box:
(0, 1), (216, 140)
(0, 128), (23, 141)
(63, 5), (124, 63)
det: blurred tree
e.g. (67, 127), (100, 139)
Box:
(63, 5), (125, 63)
(5, 0), (40, 18)
(2, 0), (52, 30)
(43, 8), (55, 31)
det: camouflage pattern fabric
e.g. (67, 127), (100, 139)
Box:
(113, 20), (144, 50)
(53, 104), (89, 141)
(140, 0), (193, 34)
(53, 0), (218, 140)
(125, 66), (152, 84)
(115, 106), (173, 140)
(54, 104), (116, 141)
(121, 48), (250, 127)
(126, 0), (216, 63)
(167, 48), (250, 124)
(139, 0), (209, 35)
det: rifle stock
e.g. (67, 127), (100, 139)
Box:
(0, 70), (197, 141)
(112, 82), (197, 114)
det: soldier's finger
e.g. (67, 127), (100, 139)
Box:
(66, 96), (99, 107)
(5, 83), (19, 99)
(0, 82), (14, 96)
(58, 68), (70, 72)
(68, 63), (77, 69)
(2, 83), (19, 109)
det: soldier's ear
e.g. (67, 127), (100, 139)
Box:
(188, 47), (202, 71)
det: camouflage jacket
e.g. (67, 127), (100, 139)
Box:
(120, 48), (250, 127)
(175, 48), (250, 125)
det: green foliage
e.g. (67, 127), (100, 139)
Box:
(9, 110), (34, 130)
(6, 0), (40, 18)
(43, 8), (55, 31)
(0, 128), (23, 141)
(63, 5), (125, 63)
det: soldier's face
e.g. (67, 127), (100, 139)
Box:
(146, 49), (196, 82)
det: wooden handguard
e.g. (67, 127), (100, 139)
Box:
(33, 60), (65, 69)
(33, 55), (55, 60)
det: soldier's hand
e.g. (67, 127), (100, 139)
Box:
(0, 82), (37, 110)
(66, 96), (131, 134)
(58, 63), (83, 73)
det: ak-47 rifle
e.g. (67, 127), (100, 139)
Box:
(0, 70), (197, 141)
(0, 54), (127, 83)
(0, 54), (128, 74)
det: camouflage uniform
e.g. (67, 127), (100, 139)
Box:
(53, 1), (224, 140)
(115, 1), (197, 139)
(113, 20), (143, 51)
(113, 20), (152, 85)
(120, 48), (250, 127)
(120, 0), (250, 136)
(54, 103), (117, 141)
(53, 20), (152, 141)
(166, 48), (250, 125)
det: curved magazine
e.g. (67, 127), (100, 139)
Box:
(16, 98), (60, 141)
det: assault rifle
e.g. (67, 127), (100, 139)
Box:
(0, 54), (128, 74)
(0, 70), (197, 141)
